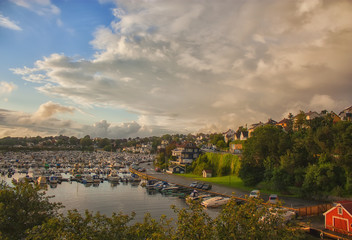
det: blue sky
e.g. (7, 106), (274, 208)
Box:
(1, 0), (352, 139)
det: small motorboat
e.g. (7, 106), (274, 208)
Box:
(201, 196), (230, 208)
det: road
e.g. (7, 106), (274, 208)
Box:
(140, 163), (327, 209)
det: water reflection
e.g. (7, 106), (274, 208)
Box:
(1, 172), (219, 222)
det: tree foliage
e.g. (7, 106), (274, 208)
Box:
(0, 180), (62, 240)
(239, 116), (352, 197)
(1, 180), (304, 239)
(191, 153), (241, 177)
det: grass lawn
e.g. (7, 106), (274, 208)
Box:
(176, 174), (299, 196)
(176, 173), (253, 192)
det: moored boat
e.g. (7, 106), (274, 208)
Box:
(107, 171), (120, 182)
(201, 196), (230, 208)
(37, 176), (47, 185)
(49, 176), (58, 184)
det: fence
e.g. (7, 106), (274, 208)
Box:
(295, 203), (333, 217)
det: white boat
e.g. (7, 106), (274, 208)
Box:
(37, 176), (47, 185)
(201, 196), (230, 208)
(186, 190), (212, 202)
(92, 174), (101, 184)
(82, 174), (94, 184)
(160, 186), (180, 194)
(54, 172), (63, 181)
(146, 181), (164, 190)
(107, 171), (120, 182)
(49, 176), (58, 184)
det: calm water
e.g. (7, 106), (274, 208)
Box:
(1, 172), (219, 222)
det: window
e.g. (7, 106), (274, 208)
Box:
(338, 207), (343, 215)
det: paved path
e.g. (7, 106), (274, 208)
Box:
(140, 164), (327, 209)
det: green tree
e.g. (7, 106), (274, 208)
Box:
(69, 136), (80, 145)
(240, 125), (289, 186)
(216, 197), (303, 240)
(97, 138), (111, 149)
(294, 110), (306, 130)
(0, 180), (62, 240)
(80, 135), (93, 149)
(27, 210), (136, 240)
(172, 202), (214, 240)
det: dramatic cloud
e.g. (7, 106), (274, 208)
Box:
(0, 106), (166, 139)
(11, 0), (352, 135)
(10, 0), (60, 15)
(0, 107), (77, 137)
(32, 101), (75, 120)
(0, 14), (22, 31)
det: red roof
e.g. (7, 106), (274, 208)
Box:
(340, 201), (352, 215)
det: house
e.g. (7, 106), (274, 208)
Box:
(339, 106), (352, 121)
(265, 118), (277, 125)
(223, 129), (235, 143)
(171, 142), (200, 165)
(234, 130), (248, 141)
(229, 143), (243, 154)
(276, 118), (291, 131)
(166, 165), (185, 174)
(248, 122), (264, 137)
(324, 200), (352, 235)
(330, 111), (341, 124)
(202, 169), (212, 178)
(305, 111), (320, 120)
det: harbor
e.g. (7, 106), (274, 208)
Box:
(0, 150), (221, 221)
(1, 150), (352, 239)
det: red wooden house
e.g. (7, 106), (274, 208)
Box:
(324, 200), (352, 235)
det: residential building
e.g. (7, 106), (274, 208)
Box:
(223, 129), (235, 143)
(324, 200), (352, 235)
(248, 122), (264, 137)
(339, 106), (352, 121)
(202, 169), (212, 178)
(276, 118), (291, 131)
(171, 142), (200, 165)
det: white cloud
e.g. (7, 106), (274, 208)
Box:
(11, 0), (60, 16)
(32, 101), (75, 120)
(0, 106), (78, 138)
(10, 0), (352, 136)
(0, 82), (17, 94)
(309, 95), (338, 111)
(0, 14), (22, 31)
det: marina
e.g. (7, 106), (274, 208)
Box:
(1, 150), (348, 239)
(0, 151), (220, 222)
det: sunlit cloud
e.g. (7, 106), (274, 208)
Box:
(10, 0), (352, 136)
(32, 101), (75, 120)
(0, 82), (17, 95)
(0, 14), (22, 31)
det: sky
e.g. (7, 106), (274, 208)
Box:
(0, 0), (352, 139)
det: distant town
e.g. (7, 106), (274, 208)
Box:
(1, 106), (351, 156)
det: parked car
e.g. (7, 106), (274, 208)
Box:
(268, 194), (279, 204)
(249, 190), (260, 198)
(202, 183), (212, 190)
(189, 182), (198, 188)
(196, 182), (204, 189)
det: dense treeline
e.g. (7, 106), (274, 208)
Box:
(0, 181), (304, 240)
(239, 114), (352, 198)
(190, 153), (241, 177)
